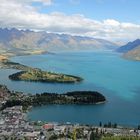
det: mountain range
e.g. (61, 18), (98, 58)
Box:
(116, 39), (140, 60)
(1, 28), (139, 61)
(0, 28), (117, 60)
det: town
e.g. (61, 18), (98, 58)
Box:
(0, 85), (140, 140)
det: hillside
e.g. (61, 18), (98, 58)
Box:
(116, 39), (140, 53)
(116, 39), (140, 61)
(0, 28), (117, 59)
(123, 45), (140, 60)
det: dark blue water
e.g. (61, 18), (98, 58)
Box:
(1, 51), (140, 126)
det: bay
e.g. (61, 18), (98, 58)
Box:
(1, 51), (140, 126)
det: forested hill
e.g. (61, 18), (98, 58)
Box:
(1, 86), (106, 110)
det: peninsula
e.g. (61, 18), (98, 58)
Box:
(0, 85), (106, 110)
(9, 70), (82, 83)
(0, 59), (83, 83)
(0, 87), (139, 140)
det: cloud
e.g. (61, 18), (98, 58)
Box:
(0, 0), (140, 41)
(10, 0), (53, 6)
(32, 0), (53, 5)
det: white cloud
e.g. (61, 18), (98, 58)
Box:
(104, 19), (120, 26)
(32, 0), (52, 5)
(0, 0), (140, 41)
(9, 0), (53, 6)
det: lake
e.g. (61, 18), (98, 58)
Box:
(1, 51), (140, 126)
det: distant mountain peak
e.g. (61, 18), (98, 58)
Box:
(0, 28), (118, 58)
(116, 39), (140, 61)
(116, 38), (140, 53)
(127, 39), (140, 46)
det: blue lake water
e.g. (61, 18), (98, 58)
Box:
(1, 51), (140, 126)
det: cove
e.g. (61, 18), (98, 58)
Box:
(1, 51), (140, 126)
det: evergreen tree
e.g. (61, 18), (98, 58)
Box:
(99, 121), (102, 127)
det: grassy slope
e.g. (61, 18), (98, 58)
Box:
(18, 70), (80, 83)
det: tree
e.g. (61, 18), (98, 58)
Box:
(90, 131), (95, 140)
(138, 125), (140, 130)
(113, 123), (117, 128)
(99, 121), (102, 127)
(108, 122), (112, 128)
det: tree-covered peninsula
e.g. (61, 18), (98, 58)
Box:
(0, 85), (106, 110)
(1, 59), (83, 83)
(9, 70), (82, 83)
(32, 91), (106, 105)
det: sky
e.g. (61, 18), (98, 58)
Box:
(0, 0), (140, 42)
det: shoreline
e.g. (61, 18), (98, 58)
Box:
(2, 104), (140, 139)
(26, 104), (137, 129)
(0, 53), (139, 130)
(0, 49), (49, 61)
(0, 58), (83, 83)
